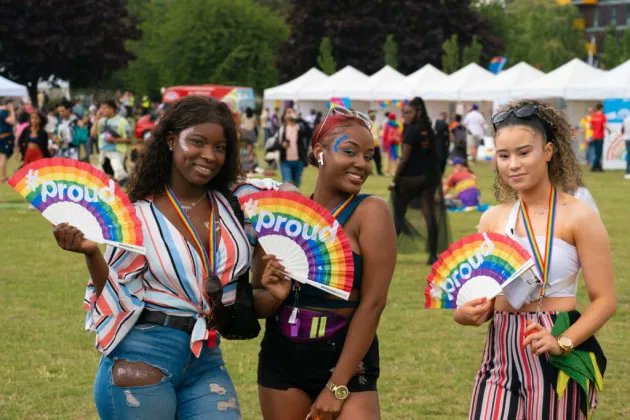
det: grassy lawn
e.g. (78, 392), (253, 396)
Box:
(0, 156), (628, 419)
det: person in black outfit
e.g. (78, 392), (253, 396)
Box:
(389, 97), (449, 264)
(434, 111), (450, 175)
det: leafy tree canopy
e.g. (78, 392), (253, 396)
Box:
(0, 0), (139, 100)
(121, 0), (288, 95)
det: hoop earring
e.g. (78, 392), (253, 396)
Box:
(317, 152), (324, 166)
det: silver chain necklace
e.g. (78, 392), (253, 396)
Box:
(180, 192), (207, 212)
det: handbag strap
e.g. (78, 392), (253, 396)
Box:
(504, 201), (520, 237)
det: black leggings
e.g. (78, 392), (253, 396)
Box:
(393, 175), (439, 257)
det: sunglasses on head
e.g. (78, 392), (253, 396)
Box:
(491, 105), (542, 129)
(315, 105), (373, 140)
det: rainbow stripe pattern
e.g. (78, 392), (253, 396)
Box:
(8, 158), (144, 254)
(425, 232), (534, 308)
(238, 191), (354, 300)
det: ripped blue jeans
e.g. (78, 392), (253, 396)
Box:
(94, 323), (241, 419)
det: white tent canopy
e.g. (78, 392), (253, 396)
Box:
(296, 66), (370, 101)
(571, 59), (630, 99)
(0, 75), (28, 98)
(460, 62), (545, 101)
(510, 58), (605, 100)
(374, 64), (447, 100)
(422, 63), (495, 101)
(368, 65), (406, 101)
(263, 68), (328, 101)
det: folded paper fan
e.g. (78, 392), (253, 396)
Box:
(8, 158), (145, 254)
(425, 232), (535, 308)
(238, 191), (354, 300)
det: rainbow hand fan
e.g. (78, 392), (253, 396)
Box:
(8, 158), (145, 255)
(425, 232), (536, 308)
(238, 191), (354, 300)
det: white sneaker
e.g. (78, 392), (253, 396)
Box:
(625, 174), (630, 180)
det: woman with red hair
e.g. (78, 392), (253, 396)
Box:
(254, 107), (397, 420)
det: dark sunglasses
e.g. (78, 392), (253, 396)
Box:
(491, 105), (541, 129)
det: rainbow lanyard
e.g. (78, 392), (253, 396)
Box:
(519, 185), (557, 298)
(331, 195), (355, 218)
(165, 186), (219, 279)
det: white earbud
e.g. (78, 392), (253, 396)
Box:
(317, 152), (324, 166)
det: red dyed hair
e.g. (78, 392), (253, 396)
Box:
(311, 113), (370, 150)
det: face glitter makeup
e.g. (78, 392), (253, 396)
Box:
(178, 127), (194, 152)
(332, 134), (349, 152)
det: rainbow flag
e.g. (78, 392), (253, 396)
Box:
(488, 56), (507, 74)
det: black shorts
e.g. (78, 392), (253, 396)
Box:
(0, 136), (14, 158)
(257, 317), (379, 400)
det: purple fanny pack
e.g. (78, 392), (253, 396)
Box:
(276, 305), (349, 343)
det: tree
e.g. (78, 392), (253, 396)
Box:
(277, 0), (387, 81)
(317, 37), (337, 75)
(442, 35), (460, 73)
(504, 0), (583, 71)
(602, 23), (623, 68)
(120, 0), (288, 94)
(383, 34), (398, 69)
(622, 30), (630, 63)
(462, 36), (483, 66)
(0, 0), (139, 101)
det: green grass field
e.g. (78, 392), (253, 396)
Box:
(1, 158), (628, 419)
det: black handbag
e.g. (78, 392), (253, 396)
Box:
(212, 272), (260, 340)
(208, 193), (260, 340)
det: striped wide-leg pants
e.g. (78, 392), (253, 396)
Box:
(469, 312), (597, 420)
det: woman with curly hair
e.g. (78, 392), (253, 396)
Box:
(455, 99), (616, 419)
(51, 96), (281, 418)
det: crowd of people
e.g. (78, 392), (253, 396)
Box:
(1, 91), (619, 419)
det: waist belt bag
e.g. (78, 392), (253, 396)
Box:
(276, 305), (349, 343)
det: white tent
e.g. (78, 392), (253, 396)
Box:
(373, 64), (447, 100)
(422, 63), (495, 101)
(263, 68), (328, 101)
(571, 59), (630, 99)
(510, 58), (605, 100)
(460, 62), (545, 101)
(296, 66), (370, 101)
(0, 75), (28, 98)
(361, 65), (406, 100)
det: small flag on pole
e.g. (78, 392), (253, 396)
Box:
(488, 56), (508, 74)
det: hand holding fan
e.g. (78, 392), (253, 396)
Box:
(425, 232), (537, 308)
(238, 191), (354, 300)
(8, 158), (145, 254)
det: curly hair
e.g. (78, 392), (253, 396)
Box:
(127, 96), (241, 201)
(492, 99), (583, 203)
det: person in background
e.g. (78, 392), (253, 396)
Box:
(382, 112), (401, 175)
(304, 109), (317, 131)
(463, 104), (487, 163)
(390, 97), (446, 264)
(368, 110), (383, 175)
(73, 99), (86, 119)
(450, 114), (468, 162)
(17, 110), (50, 165)
(589, 103), (607, 172)
(434, 111), (450, 174)
(261, 107), (272, 142)
(241, 142), (259, 175)
(271, 107), (280, 136)
(91, 99), (131, 184)
(0, 99), (16, 182)
(443, 157), (480, 209)
(278, 107), (310, 187)
(580, 107), (593, 164)
(54, 100), (79, 160)
(622, 110), (630, 180)
(240, 107), (258, 145)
